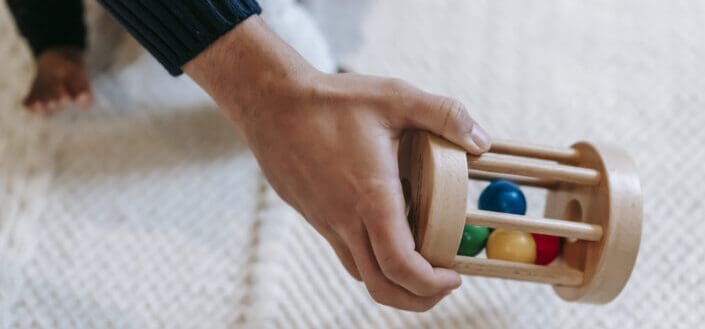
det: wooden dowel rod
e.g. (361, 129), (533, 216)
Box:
(453, 256), (584, 286)
(468, 169), (559, 189)
(490, 140), (579, 162)
(467, 154), (601, 185)
(466, 209), (604, 241)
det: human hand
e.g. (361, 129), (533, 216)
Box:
(185, 16), (492, 311)
(24, 47), (93, 113)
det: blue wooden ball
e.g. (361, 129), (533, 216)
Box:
(478, 179), (527, 215)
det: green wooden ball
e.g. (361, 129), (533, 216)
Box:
(457, 224), (490, 256)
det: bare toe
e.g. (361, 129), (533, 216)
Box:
(23, 88), (42, 109)
(32, 91), (54, 114)
(24, 82), (55, 114)
(41, 90), (62, 113)
(27, 100), (44, 113)
(57, 85), (72, 107)
(75, 91), (93, 108)
(67, 73), (92, 109)
(45, 100), (58, 112)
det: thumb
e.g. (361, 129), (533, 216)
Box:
(395, 87), (492, 154)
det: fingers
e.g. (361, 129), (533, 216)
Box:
(338, 221), (451, 311)
(317, 225), (362, 281)
(24, 96), (44, 113)
(67, 73), (93, 109)
(23, 76), (93, 114)
(75, 91), (94, 108)
(24, 89), (56, 114)
(55, 84), (72, 107)
(354, 179), (462, 297)
(380, 79), (492, 155)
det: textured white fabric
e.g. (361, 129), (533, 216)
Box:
(1, 0), (704, 328)
(0, 1), (328, 328)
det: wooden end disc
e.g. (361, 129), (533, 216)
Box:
(398, 131), (468, 267)
(546, 142), (642, 304)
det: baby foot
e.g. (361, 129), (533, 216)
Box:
(24, 47), (93, 114)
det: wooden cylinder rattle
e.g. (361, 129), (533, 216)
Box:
(398, 131), (642, 304)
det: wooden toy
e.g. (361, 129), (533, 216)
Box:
(398, 130), (642, 304)
(477, 180), (562, 265)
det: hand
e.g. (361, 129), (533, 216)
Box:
(24, 47), (93, 113)
(185, 16), (492, 311)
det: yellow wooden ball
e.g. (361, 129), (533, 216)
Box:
(486, 229), (537, 263)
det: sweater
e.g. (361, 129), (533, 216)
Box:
(7, 0), (87, 56)
(7, 0), (262, 75)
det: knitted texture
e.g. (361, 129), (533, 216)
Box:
(1, 0), (704, 328)
(98, 0), (261, 75)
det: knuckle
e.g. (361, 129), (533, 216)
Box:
(354, 181), (396, 220)
(373, 78), (420, 120)
(379, 254), (408, 281)
(384, 78), (410, 94)
(379, 79), (415, 106)
(438, 97), (470, 131)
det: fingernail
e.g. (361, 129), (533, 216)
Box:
(470, 125), (492, 152)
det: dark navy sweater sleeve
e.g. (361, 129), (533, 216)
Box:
(97, 0), (262, 75)
(7, 0), (87, 56)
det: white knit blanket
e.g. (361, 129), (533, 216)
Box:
(2, 1), (704, 328)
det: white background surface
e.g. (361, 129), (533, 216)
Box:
(1, 0), (704, 328)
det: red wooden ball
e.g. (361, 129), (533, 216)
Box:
(532, 233), (561, 265)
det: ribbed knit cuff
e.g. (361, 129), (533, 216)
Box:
(98, 0), (262, 76)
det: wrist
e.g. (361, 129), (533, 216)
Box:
(184, 15), (321, 126)
(38, 46), (84, 63)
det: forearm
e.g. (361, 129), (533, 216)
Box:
(183, 16), (318, 126)
(7, 0), (86, 56)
